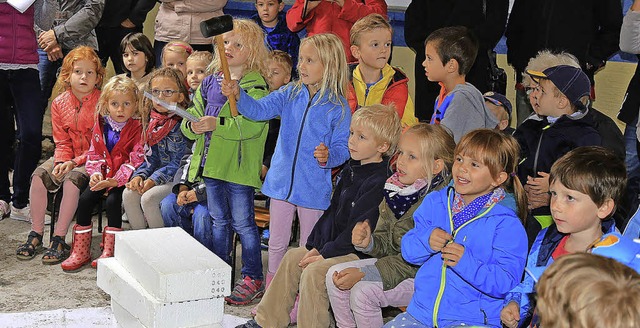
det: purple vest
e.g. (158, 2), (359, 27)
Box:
(0, 3), (38, 65)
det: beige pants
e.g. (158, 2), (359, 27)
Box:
(255, 247), (359, 328)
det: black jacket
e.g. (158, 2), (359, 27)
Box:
(506, 0), (622, 82)
(618, 55), (640, 125)
(97, 0), (156, 28)
(306, 158), (391, 259)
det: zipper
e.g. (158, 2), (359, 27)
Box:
(432, 189), (496, 326)
(285, 95), (314, 201)
(532, 124), (551, 175)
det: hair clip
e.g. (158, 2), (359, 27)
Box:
(510, 172), (517, 177)
(168, 43), (193, 55)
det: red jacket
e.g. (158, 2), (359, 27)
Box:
(52, 89), (100, 166)
(286, 0), (387, 62)
(85, 117), (144, 187)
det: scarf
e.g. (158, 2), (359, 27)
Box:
(146, 110), (180, 147)
(383, 173), (444, 218)
(451, 188), (505, 230)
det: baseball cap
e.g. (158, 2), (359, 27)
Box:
(483, 91), (512, 120)
(526, 65), (591, 108)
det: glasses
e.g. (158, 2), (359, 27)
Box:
(151, 89), (179, 97)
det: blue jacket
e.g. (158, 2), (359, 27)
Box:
(251, 12), (300, 78)
(505, 220), (640, 326)
(401, 187), (528, 327)
(133, 123), (188, 185)
(237, 83), (351, 210)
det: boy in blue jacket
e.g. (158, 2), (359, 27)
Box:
(501, 146), (640, 328)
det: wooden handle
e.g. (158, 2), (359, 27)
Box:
(215, 35), (238, 117)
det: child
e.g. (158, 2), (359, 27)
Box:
(536, 253), (640, 328)
(241, 104), (402, 328)
(425, 26), (498, 143)
(500, 146), (640, 328)
(183, 19), (270, 305)
(221, 33), (352, 294)
(186, 51), (213, 99)
(514, 65), (601, 244)
(251, 0), (300, 77)
(62, 75), (145, 271)
(120, 32), (155, 88)
(483, 91), (514, 135)
(285, 0), (387, 62)
(327, 123), (456, 328)
(122, 68), (189, 230)
(347, 14), (418, 128)
(161, 41), (193, 79)
(15, 46), (104, 264)
(385, 129), (528, 327)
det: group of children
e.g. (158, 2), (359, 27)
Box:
(7, 2), (640, 327)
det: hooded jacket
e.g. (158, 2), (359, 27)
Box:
(401, 186), (527, 327)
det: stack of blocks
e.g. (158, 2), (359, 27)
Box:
(97, 227), (231, 328)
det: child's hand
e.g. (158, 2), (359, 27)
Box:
(352, 220), (372, 248)
(89, 173), (103, 188)
(192, 116), (216, 134)
(500, 301), (520, 328)
(52, 161), (76, 180)
(314, 142), (329, 165)
(299, 248), (322, 269)
(126, 176), (144, 193)
(220, 79), (240, 101)
(140, 179), (156, 194)
(441, 241), (464, 267)
(429, 228), (453, 252)
(90, 178), (117, 191)
(332, 267), (365, 290)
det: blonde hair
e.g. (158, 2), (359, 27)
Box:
(523, 50), (580, 87)
(351, 104), (402, 156)
(403, 123), (456, 186)
(162, 40), (193, 63)
(55, 46), (105, 93)
(209, 19), (269, 76)
(293, 33), (349, 107)
(350, 14), (392, 46)
(454, 129), (527, 220)
(268, 50), (293, 76)
(187, 50), (213, 65)
(537, 253), (640, 328)
(141, 67), (191, 116)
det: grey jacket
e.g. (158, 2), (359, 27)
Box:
(36, 0), (105, 51)
(440, 83), (498, 143)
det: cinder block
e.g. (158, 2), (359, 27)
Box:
(111, 300), (145, 328)
(98, 258), (225, 328)
(113, 227), (231, 302)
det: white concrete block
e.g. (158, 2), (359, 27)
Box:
(111, 300), (145, 328)
(98, 258), (225, 328)
(113, 227), (231, 302)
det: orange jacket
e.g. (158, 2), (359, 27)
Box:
(51, 89), (100, 166)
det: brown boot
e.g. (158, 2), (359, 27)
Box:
(61, 224), (92, 272)
(91, 226), (122, 268)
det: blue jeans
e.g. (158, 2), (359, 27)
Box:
(37, 48), (63, 108)
(160, 192), (195, 236)
(0, 69), (44, 207)
(204, 177), (263, 280)
(624, 120), (640, 180)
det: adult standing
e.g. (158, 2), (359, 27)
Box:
(0, 0), (55, 219)
(506, 0), (622, 125)
(95, 0), (156, 74)
(286, 0), (387, 63)
(153, 0), (228, 67)
(404, 0), (508, 121)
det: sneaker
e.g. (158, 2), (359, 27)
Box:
(0, 200), (9, 220)
(10, 204), (51, 224)
(235, 319), (262, 328)
(225, 276), (264, 306)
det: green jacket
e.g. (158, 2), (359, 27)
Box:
(182, 71), (269, 189)
(368, 193), (425, 291)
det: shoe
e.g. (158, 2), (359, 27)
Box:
(0, 200), (9, 220)
(92, 226), (122, 268)
(61, 224), (93, 272)
(225, 276), (264, 305)
(235, 319), (262, 328)
(10, 204), (30, 222)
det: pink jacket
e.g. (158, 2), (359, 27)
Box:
(0, 4), (38, 64)
(286, 0), (387, 62)
(52, 89), (100, 166)
(154, 0), (227, 45)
